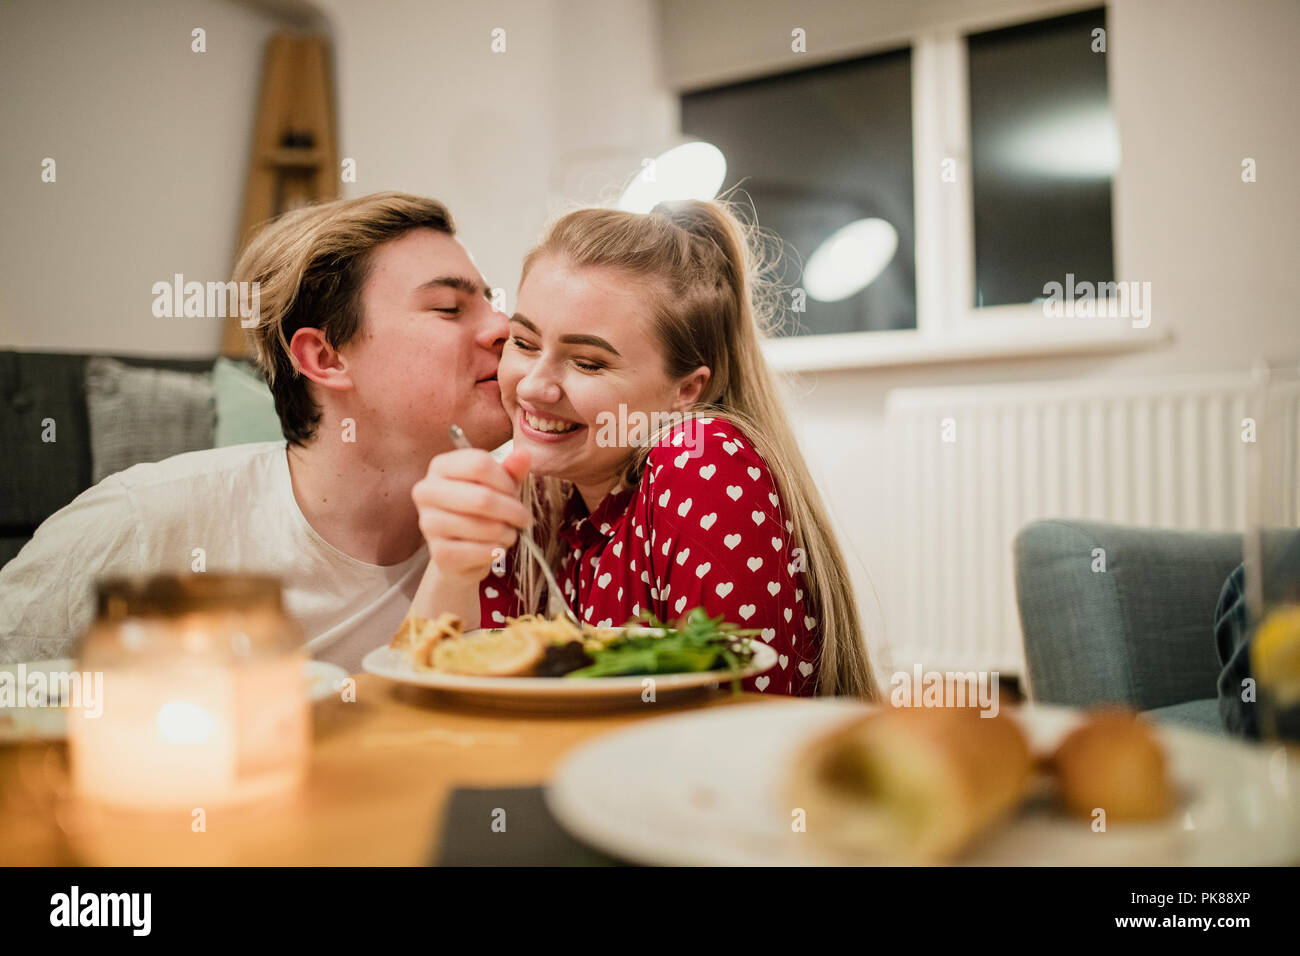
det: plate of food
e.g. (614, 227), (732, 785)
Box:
(361, 608), (777, 709)
(0, 658), (349, 744)
(545, 699), (1300, 865)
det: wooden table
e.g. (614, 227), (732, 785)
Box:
(0, 674), (789, 866)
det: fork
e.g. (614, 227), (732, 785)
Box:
(448, 425), (581, 626)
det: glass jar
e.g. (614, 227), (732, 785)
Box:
(67, 573), (310, 811)
(1243, 364), (1300, 742)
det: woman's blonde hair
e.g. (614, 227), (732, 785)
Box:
(516, 199), (878, 700)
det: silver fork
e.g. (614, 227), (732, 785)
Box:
(448, 425), (580, 626)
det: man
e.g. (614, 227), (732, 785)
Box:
(0, 192), (511, 671)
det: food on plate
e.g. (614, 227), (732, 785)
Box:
(561, 609), (756, 683)
(431, 627), (549, 677)
(389, 612), (463, 671)
(787, 704), (1177, 863)
(390, 608), (757, 685)
(1048, 708), (1173, 821)
(787, 705), (1033, 862)
(497, 614), (623, 654)
(536, 640), (597, 678)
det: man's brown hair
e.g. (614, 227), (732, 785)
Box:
(232, 191), (456, 444)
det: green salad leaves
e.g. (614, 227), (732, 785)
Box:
(564, 607), (759, 692)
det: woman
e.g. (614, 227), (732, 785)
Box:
(410, 200), (876, 699)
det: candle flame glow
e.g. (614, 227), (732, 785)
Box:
(155, 700), (216, 745)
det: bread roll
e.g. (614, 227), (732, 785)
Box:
(1049, 708), (1172, 821)
(788, 705), (1032, 863)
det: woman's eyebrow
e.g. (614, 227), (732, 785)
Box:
(562, 333), (621, 356)
(510, 313), (622, 357)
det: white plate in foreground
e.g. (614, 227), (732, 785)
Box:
(545, 700), (1300, 866)
(361, 638), (777, 709)
(0, 658), (349, 744)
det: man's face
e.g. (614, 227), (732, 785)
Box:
(339, 228), (511, 454)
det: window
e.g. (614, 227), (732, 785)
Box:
(670, 5), (1141, 369)
(968, 8), (1115, 308)
(681, 49), (916, 336)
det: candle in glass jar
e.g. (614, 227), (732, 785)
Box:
(68, 575), (309, 812)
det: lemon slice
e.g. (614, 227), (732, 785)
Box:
(1251, 604), (1300, 702)
(432, 629), (545, 677)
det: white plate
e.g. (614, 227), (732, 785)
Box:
(0, 658), (348, 744)
(361, 637), (778, 710)
(0, 659), (74, 742)
(545, 699), (1300, 865)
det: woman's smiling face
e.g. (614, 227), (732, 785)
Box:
(499, 255), (707, 506)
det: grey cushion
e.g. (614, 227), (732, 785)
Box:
(84, 356), (215, 483)
(1014, 519), (1242, 712)
(1143, 698), (1224, 736)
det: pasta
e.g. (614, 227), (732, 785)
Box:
(495, 614), (623, 653)
(388, 612), (623, 676)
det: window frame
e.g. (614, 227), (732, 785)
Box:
(753, 5), (1167, 373)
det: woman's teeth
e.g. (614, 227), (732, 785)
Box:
(525, 410), (579, 434)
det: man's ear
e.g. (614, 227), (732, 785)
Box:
(673, 366), (711, 411)
(288, 327), (353, 391)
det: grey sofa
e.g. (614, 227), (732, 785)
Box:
(1013, 519), (1239, 736)
(0, 350), (216, 569)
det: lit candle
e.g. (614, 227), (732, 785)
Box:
(68, 575), (309, 812)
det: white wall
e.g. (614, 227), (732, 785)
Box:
(314, 0), (675, 311)
(0, 0), (674, 350)
(660, 0), (1098, 88)
(1106, 0), (1299, 375)
(0, 0), (289, 354)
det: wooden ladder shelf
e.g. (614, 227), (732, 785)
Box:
(220, 32), (338, 357)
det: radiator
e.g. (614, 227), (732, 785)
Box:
(881, 372), (1300, 675)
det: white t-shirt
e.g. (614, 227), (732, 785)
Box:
(0, 441), (428, 672)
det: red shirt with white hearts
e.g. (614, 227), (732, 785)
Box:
(478, 416), (819, 696)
